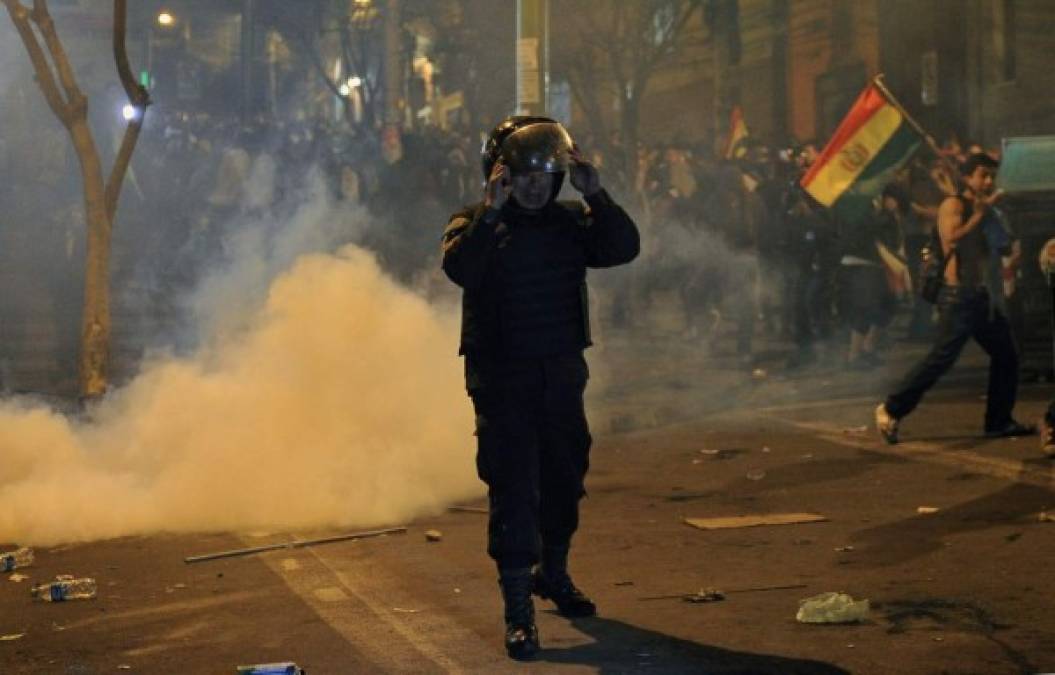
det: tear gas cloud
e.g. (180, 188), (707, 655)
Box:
(0, 175), (481, 547)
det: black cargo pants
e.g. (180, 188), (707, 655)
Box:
(885, 286), (1018, 430)
(466, 353), (592, 570)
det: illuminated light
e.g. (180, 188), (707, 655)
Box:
(157, 11), (174, 26)
(338, 83), (351, 97)
(122, 104), (138, 121)
(347, 76), (362, 88)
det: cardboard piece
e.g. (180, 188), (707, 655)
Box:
(684, 513), (828, 530)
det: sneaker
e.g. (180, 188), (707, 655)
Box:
(875, 403), (899, 444)
(984, 420), (1037, 439)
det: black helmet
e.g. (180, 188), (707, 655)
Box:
(480, 116), (574, 179)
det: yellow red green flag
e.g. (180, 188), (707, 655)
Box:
(800, 83), (921, 223)
(724, 105), (749, 159)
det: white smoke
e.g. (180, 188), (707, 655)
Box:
(0, 165), (481, 546)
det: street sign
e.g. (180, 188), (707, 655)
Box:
(999, 136), (1055, 193)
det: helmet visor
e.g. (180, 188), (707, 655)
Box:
(500, 122), (573, 175)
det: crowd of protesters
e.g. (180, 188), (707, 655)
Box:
(574, 130), (1017, 372)
(0, 102), (1018, 375)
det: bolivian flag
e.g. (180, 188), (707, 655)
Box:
(800, 82), (921, 224)
(724, 105), (749, 159)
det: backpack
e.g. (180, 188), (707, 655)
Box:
(919, 224), (957, 303)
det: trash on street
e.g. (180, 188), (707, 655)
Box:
(0, 547), (33, 572)
(31, 575), (97, 602)
(641, 583), (808, 602)
(796, 592), (870, 624)
(184, 526), (408, 563)
(236, 663), (305, 675)
(684, 513), (828, 530)
(917, 506), (940, 514)
(425, 529), (443, 542)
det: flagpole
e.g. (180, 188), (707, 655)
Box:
(872, 73), (941, 156)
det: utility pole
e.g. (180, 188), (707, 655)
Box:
(240, 0), (255, 124)
(516, 0), (548, 115)
(382, 0), (403, 163)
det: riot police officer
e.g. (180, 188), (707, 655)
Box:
(441, 117), (639, 660)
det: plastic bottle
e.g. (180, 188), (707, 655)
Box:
(0, 547), (33, 572)
(31, 575), (97, 602)
(236, 663), (304, 675)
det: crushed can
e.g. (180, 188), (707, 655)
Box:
(236, 663), (305, 675)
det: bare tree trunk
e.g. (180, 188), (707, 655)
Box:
(72, 119), (112, 398)
(3, 0), (148, 399)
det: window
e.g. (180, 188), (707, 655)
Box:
(651, 3), (676, 47)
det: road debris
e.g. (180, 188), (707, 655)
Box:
(641, 583), (808, 602)
(448, 505), (488, 514)
(9, 573), (28, 583)
(917, 506), (940, 515)
(32, 576), (97, 602)
(0, 547), (33, 572)
(699, 448), (720, 456)
(424, 529), (443, 542)
(761, 446), (772, 453)
(184, 526), (408, 563)
(745, 470), (767, 481)
(796, 592), (870, 624)
(392, 607), (422, 614)
(236, 663), (305, 675)
(752, 368), (768, 380)
(0, 633), (25, 641)
(685, 513), (827, 531)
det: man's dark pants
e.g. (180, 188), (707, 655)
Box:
(467, 353), (592, 570)
(885, 286), (1018, 430)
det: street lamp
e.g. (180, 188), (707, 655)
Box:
(157, 11), (175, 27)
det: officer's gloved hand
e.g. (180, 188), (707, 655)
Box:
(569, 146), (601, 197)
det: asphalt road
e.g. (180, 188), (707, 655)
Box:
(2, 333), (1054, 674)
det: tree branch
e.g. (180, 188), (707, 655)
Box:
(105, 0), (150, 220)
(112, 0), (149, 107)
(2, 0), (71, 124)
(29, 0), (86, 117)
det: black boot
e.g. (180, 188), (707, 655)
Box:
(534, 546), (596, 618)
(498, 567), (539, 660)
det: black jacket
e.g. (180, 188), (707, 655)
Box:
(442, 189), (639, 358)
